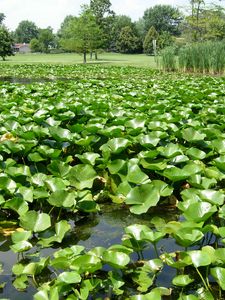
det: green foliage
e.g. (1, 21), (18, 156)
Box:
(14, 20), (39, 43)
(178, 41), (225, 74)
(159, 46), (176, 71)
(38, 27), (55, 53)
(143, 26), (159, 55)
(1, 64), (225, 298)
(30, 38), (42, 52)
(60, 6), (103, 63)
(116, 26), (142, 54)
(142, 5), (182, 35)
(0, 25), (14, 61)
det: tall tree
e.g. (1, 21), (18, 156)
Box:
(142, 5), (182, 36)
(116, 26), (142, 54)
(184, 3), (225, 41)
(60, 6), (102, 63)
(143, 26), (159, 55)
(14, 20), (39, 43)
(0, 25), (14, 60)
(111, 15), (134, 49)
(90, 0), (115, 57)
(38, 27), (55, 53)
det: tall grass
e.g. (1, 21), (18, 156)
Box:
(178, 41), (225, 74)
(160, 40), (225, 74)
(159, 46), (177, 72)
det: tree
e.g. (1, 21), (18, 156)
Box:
(38, 27), (55, 53)
(60, 6), (102, 63)
(116, 26), (142, 54)
(183, 4), (225, 41)
(142, 5), (182, 36)
(0, 25), (14, 60)
(14, 20), (39, 43)
(90, 0), (115, 57)
(143, 26), (159, 55)
(110, 15), (134, 49)
(30, 38), (42, 52)
(0, 13), (5, 25)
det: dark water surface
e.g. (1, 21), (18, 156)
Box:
(0, 205), (180, 299)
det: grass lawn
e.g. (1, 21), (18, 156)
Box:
(0, 52), (157, 68)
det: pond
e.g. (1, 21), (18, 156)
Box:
(0, 204), (180, 299)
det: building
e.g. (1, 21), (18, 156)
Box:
(13, 43), (31, 54)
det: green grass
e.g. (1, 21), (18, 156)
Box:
(0, 52), (157, 68)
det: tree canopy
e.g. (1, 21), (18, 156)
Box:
(0, 21), (14, 60)
(14, 20), (39, 43)
(143, 5), (182, 36)
(60, 6), (103, 63)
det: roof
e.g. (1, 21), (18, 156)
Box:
(14, 43), (30, 48)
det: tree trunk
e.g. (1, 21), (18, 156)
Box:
(2, 56), (5, 61)
(95, 50), (98, 60)
(90, 51), (93, 60)
(83, 50), (87, 64)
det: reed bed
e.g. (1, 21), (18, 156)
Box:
(160, 40), (225, 74)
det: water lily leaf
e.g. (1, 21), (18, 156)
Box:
(183, 202), (217, 222)
(173, 228), (204, 247)
(140, 158), (167, 171)
(213, 156), (225, 172)
(172, 274), (194, 287)
(45, 177), (69, 192)
(30, 173), (48, 187)
(184, 202), (217, 222)
(210, 267), (225, 290)
(188, 250), (212, 267)
(138, 133), (160, 148)
(76, 200), (99, 213)
(13, 274), (28, 291)
(211, 139), (225, 154)
(16, 187), (33, 202)
(158, 143), (182, 158)
(71, 254), (102, 273)
(38, 220), (71, 248)
(28, 152), (45, 162)
(198, 189), (224, 205)
(186, 147), (206, 160)
(57, 271), (81, 284)
(182, 128), (206, 142)
(100, 138), (131, 154)
(125, 118), (145, 129)
(11, 230), (32, 243)
(127, 163), (149, 184)
(107, 159), (126, 174)
(47, 160), (71, 177)
(126, 184), (160, 214)
(10, 240), (33, 253)
(103, 250), (130, 268)
(68, 164), (97, 190)
(47, 190), (76, 208)
(6, 165), (31, 177)
(75, 152), (100, 165)
(49, 126), (72, 141)
(20, 211), (51, 232)
(125, 224), (151, 241)
(3, 197), (28, 216)
(0, 174), (17, 193)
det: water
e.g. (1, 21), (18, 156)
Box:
(0, 204), (180, 299)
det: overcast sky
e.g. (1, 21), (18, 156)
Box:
(0, 0), (221, 32)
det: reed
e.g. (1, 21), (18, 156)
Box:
(178, 41), (225, 74)
(159, 46), (177, 72)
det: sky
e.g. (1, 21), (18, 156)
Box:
(0, 0), (189, 32)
